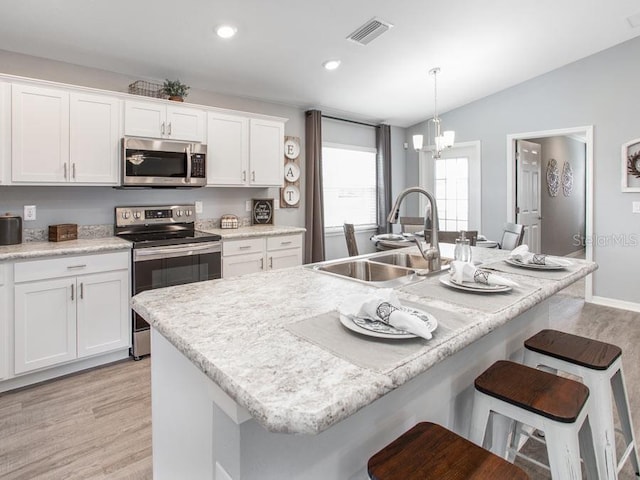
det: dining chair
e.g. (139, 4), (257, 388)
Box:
(499, 222), (525, 250)
(437, 230), (478, 246)
(343, 223), (359, 256)
(399, 216), (424, 235)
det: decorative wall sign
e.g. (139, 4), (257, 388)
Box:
(546, 158), (560, 197)
(561, 161), (574, 196)
(252, 199), (274, 225)
(622, 138), (640, 192)
(281, 136), (301, 208)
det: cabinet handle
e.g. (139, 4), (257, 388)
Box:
(239, 245), (252, 250)
(251, 171), (256, 181)
(280, 241), (292, 245)
(72, 163), (76, 179)
(269, 257), (273, 269)
(168, 122), (172, 135)
(67, 264), (87, 270)
(260, 258), (264, 270)
(71, 283), (75, 301)
(80, 282), (84, 299)
(242, 171), (246, 182)
(64, 163), (68, 179)
(161, 122), (166, 135)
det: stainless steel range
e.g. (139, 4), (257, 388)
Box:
(115, 204), (222, 359)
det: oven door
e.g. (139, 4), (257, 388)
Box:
(131, 242), (221, 358)
(122, 137), (206, 187)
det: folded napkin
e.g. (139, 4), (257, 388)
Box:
(450, 261), (520, 288)
(337, 290), (434, 340)
(509, 245), (572, 267)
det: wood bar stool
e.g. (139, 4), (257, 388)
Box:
(470, 360), (600, 479)
(524, 329), (640, 480)
(367, 421), (529, 480)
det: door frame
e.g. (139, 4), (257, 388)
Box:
(506, 126), (593, 301)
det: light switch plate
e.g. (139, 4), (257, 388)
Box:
(195, 201), (203, 214)
(24, 205), (36, 221)
(274, 198), (280, 210)
(245, 200), (252, 212)
(633, 201), (640, 214)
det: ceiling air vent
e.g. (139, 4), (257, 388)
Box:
(346, 17), (394, 46)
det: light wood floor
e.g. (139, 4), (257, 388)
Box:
(0, 284), (638, 480)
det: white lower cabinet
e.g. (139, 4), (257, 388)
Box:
(0, 263), (8, 380)
(13, 251), (130, 375)
(222, 234), (302, 278)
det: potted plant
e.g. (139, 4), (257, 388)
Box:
(163, 79), (190, 101)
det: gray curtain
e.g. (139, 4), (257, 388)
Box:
(376, 124), (392, 234)
(304, 110), (325, 263)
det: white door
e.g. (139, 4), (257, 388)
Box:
(166, 105), (205, 142)
(76, 270), (130, 358)
(124, 100), (165, 138)
(222, 253), (264, 278)
(268, 248), (302, 270)
(12, 84), (70, 183)
(249, 118), (284, 186)
(70, 92), (120, 184)
(207, 112), (249, 185)
(14, 278), (77, 373)
(516, 139), (542, 252)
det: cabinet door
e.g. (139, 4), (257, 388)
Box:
(14, 278), (76, 374)
(268, 248), (302, 270)
(124, 100), (165, 138)
(70, 92), (121, 184)
(0, 82), (9, 185)
(207, 112), (249, 186)
(76, 270), (130, 358)
(222, 252), (264, 278)
(0, 263), (8, 380)
(166, 105), (205, 142)
(249, 118), (284, 186)
(12, 84), (70, 183)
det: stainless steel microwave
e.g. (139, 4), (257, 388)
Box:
(122, 137), (207, 187)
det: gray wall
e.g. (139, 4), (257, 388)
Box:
(407, 36), (640, 303)
(0, 49), (305, 230)
(532, 136), (586, 257)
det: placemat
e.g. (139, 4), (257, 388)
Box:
(480, 259), (583, 280)
(400, 275), (540, 313)
(285, 302), (468, 374)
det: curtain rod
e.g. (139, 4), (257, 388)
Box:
(321, 114), (376, 128)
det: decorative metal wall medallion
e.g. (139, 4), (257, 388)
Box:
(562, 161), (574, 196)
(546, 158), (560, 197)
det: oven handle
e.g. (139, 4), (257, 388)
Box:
(134, 242), (221, 262)
(185, 144), (192, 184)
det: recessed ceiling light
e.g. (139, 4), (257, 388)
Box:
(323, 60), (341, 71)
(216, 25), (237, 39)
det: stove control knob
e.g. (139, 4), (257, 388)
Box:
(122, 211), (131, 219)
(186, 209), (193, 216)
(133, 211), (141, 219)
(176, 210), (183, 217)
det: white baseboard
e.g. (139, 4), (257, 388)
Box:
(589, 296), (640, 313)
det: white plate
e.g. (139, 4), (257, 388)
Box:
(373, 233), (406, 241)
(439, 276), (512, 293)
(338, 306), (437, 340)
(504, 258), (567, 270)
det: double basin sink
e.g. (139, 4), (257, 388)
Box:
(310, 251), (452, 287)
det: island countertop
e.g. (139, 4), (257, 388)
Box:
(131, 246), (596, 435)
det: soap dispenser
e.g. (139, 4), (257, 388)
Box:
(454, 231), (472, 263)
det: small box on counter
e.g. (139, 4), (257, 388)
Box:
(220, 214), (239, 229)
(48, 224), (78, 242)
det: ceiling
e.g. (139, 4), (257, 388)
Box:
(1, 0), (639, 127)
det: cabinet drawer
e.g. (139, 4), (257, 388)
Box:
(266, 234), (302, 251)
(14, 251), (129, 283)
(223, 238), (264, 256)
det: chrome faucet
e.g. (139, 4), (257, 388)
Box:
(387, 187), (441, 271)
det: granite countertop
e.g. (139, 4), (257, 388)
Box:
(0, 237), (131, 261)
(203, 225), (306, 239)
(131, 246), (597, 435)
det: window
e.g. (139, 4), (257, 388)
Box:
(322, 144), (377, 228)
(434, 156), (469, 231)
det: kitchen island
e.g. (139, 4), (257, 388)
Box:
(131, 245), (596, 480)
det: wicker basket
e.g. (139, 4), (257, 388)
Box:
(128, 80), (166, 99)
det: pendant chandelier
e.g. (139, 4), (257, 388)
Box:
(412, 67), (455, 159)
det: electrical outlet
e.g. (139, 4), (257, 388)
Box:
(24, 205), (36, 221)
(633, 201), (640, 214)
(195, 201), (203, 214)
(245, 200), (252, 212)
(274, 198), (280, 210)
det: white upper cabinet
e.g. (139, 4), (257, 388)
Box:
(70, 92), (120, 184)
(12, 84), (70, 183)
(124, 100), (205, 142)
(207, 113), (285, 187)
(11, 84), (121, 185)
(207, 112), (249, 186)
(0, 82), (10, 185)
